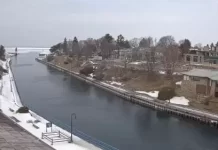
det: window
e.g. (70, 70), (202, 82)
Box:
(186, 55), (190, 61)
(216, 81), (218, 87)
(191, 76), (200, 81)
(184, 75), (189, 80)
(193, 56), (198, 62)
(200, 56), (202, 62)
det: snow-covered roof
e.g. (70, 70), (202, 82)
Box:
(182, 69), (218, 81)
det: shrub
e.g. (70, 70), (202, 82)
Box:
(158, 87), (176, 100)
(16, 106), (29, 113)
(80, 65), (93, 76)
(47, 55), (54, 62)
(64, 61), (69, 64)
(0, 57), (6, 61)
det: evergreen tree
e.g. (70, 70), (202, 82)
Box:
(0, 45), (5, 57)
(179, 39), (191, 56)
(63, 38), (68, 53)
(104, 34), (113, 43)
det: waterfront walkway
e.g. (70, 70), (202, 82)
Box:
(0, 112), (53, 150)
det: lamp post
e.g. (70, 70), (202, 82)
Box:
(69, 113), (76, 143)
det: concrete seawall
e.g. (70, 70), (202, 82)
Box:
(36, 58), (218, 128)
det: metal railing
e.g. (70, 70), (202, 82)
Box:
(49, 117), (119, 150)
(42, 131), (69, 145)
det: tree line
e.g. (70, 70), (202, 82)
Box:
(50, 34), (204, 58)
(49, 34), (218, 78)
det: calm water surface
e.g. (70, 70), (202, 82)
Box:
(11, 52), (218, 150)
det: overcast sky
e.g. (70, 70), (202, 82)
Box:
(0, 0), (217, 47)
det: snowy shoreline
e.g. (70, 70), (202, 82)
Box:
(0, 57), (101, 150)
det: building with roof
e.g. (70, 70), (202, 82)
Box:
(184, 46), (218, 65)
(181, 69), (218, 98)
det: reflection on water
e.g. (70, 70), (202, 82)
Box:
(11, 52), (218, 150)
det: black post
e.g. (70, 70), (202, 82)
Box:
(69, 113), (76, 143)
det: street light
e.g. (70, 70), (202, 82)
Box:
(69, 113), (76, 143)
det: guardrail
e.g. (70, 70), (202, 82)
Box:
(49, 117), (119, 150)
(42, 131), (70, 145)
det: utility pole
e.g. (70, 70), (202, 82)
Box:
(69, 113), (76, 143)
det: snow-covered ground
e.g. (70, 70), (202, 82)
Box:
(159, 71), (165, 74)
(136, 91), (159, 98)
(176, 81), (182, 85)
(0, 58), (101, 150)
(110, 81), (123, 86)
(167, 97), (189, 106)
(159, 71), (182, 75)
(100, 82), (127, 92)
(135, 90), (189, 106)
(129, 61), (141, 65)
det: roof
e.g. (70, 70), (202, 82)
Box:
(182, 69), (218, 81)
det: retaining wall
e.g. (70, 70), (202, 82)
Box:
(36, 58), (218, 128)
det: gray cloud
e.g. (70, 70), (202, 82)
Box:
(0, 0), (218, 47)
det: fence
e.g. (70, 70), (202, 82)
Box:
(48, 117), (119, 150)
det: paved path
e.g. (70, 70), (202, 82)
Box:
(0, 112), (54, 150)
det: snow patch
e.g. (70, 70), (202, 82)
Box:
(129, 62), (141, 65)
(110, 81), (123, 86)
(173, 72), (182, 75)
(176, 81), (182, 85)
(89, 73), (94, 78)
(159, 71), (166, 74)
(100, 82), (127, 92)
(136, 91), (159, 98)
(167, 96), (189, 106)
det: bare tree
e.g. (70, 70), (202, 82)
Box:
(139, 37), (154, 48)
(158, 36), (180, 78)
(144, 47), (156, 73)
(100, 38), (116, 59)
(162, 44), (180, 78)
(82, 40), (96, 60)
(72, 37), (81, 61)
(131, 47), (139, 61)
(157, 35), (175, 48)
(194, 43), (202, 49)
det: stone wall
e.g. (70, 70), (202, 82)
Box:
(181, 80), (197, 98)
(210, 81), (216, 97)
(181, 77), (210, 98)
